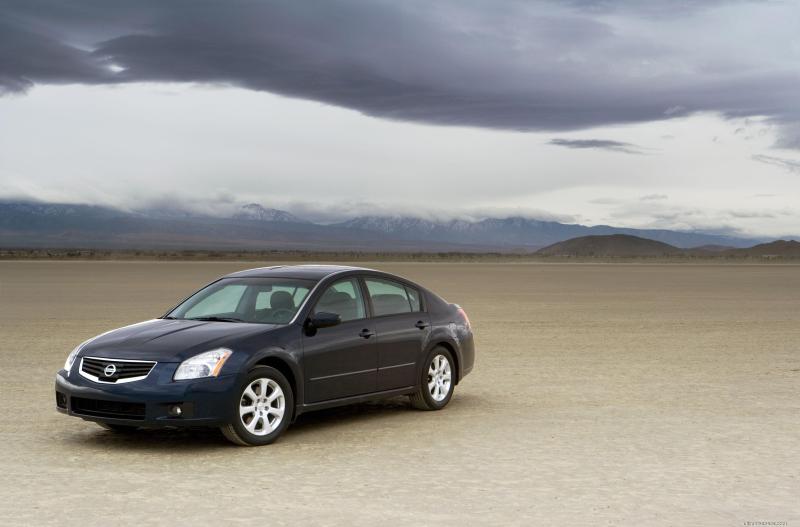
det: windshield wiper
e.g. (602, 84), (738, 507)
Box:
(186, 316), (246, 323)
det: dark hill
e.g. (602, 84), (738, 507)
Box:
(725, 240), (800, 257)
(689, 244), (735, 253)
(536, 234), (681, 257)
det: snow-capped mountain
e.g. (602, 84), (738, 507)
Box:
(336, 216), (445, 235)
(0, 200), (767, 251)
(233, 203), (308, 223)
(334, 215), (757, 249)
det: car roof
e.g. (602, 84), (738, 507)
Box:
(223, 264), (376, 280)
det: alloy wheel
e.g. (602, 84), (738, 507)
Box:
(239, 378), (285, 436)
(427, 354), (452, 402)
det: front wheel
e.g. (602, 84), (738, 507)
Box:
(410, 347), (455, 410)
(221, 366), (293, 446)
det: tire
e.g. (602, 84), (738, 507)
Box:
(97, 422), (140, 433)
(221, 366), (293, 446)
(410, 347), (455, 410)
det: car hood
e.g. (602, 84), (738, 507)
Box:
(79, 318), (282, 362)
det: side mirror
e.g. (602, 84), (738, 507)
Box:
(305, 312), (341, 336)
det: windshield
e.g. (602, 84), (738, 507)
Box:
(167, 277), (316, 325)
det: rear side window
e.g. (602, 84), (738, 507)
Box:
(365, 278), (421, 316)
(406, 286), (422, 311)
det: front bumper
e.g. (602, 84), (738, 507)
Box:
(55, 363), (239, 428)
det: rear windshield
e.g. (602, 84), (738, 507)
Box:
(167, 277), (317, 325)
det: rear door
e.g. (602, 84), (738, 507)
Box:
(302, 277), (377, 403)
(362, 276), (430, 391)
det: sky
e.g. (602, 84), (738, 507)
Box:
(1, 0), (799, 236)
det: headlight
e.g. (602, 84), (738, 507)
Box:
(64, 341), (88, 373)
(174, 348), (232, 380)
(64, 331), (110, 373)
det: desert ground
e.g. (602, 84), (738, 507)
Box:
(0, 261), (798, 526)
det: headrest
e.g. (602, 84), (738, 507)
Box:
(320, 289), (351, 304)
(270, 290), (295, 310)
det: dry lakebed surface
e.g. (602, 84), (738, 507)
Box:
(0, 261), (798, 526)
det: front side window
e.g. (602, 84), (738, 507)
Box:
(365, 278), (420, 316)
(168, 278), (316, 324)
(313, 278), (366, 322)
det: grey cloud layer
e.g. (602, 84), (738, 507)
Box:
(752, 154), (800, 174)
(548, 138), (647, 155)
(1, 0), (799, 139)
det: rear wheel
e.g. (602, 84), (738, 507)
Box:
(410, 347), (455, 410)
(221, 366), (293, 446)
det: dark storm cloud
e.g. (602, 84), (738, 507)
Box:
(1, 0), (798, 140)
(548, 138), (647, 155)
(0, 19), (112, 93)
(555, 0), (757, 15)
(752, 154), (800, 174)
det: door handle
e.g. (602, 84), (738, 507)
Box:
(359, 329), (376, 339)
(414, 320), (430, 330)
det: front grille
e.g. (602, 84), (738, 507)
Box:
(80, 357), (156, 384)
(71, 397), (146, 420)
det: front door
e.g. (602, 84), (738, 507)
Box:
(302, 277), (377, 403)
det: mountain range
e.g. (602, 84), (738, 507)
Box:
(537, 235), (800, 258)
(0, 200), (777, 252)
(331, 215), (760, 248)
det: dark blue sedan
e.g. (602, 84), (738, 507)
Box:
(55, 265), (475, 445)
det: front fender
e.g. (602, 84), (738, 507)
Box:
(241, 348), (305, 410)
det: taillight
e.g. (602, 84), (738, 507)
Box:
(456, 306), (471, 330)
